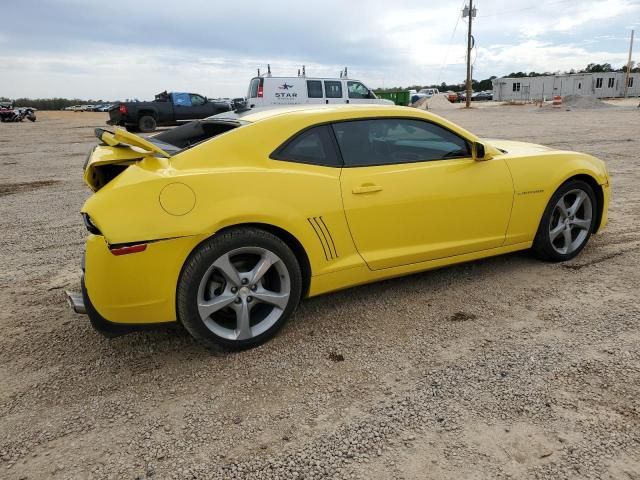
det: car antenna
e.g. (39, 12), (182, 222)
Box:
(257, 68), (261, 77)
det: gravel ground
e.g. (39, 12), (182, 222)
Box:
(1, 107), (639, 479)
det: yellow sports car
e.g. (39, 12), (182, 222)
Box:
(66, 104), (610, 350)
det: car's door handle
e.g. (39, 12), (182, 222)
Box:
(352, 184), (383, 194)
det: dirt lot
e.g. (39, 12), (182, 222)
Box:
(1, 107), (639, 480)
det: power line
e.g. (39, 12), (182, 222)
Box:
(436, 0), (468, 84)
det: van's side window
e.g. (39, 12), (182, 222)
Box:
(347, 81), (372, 99)
(324, 81), (343, 99)
(270, 125), (341, 167)
(307, 80), (323, 98)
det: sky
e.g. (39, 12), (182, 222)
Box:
(0, 0), (639, 100)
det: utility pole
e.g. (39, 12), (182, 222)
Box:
(463, 1), (476, 108)
(623, 29), (634, 98)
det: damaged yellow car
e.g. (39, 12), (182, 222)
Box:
(67, 104), (610, 350)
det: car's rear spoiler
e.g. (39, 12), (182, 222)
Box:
(94, 128), (171, 158)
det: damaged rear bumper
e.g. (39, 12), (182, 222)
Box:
(65, 234), (205, 337)
(66, 276), (166, 337)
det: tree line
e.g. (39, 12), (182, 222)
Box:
(0, 97), (113, 111)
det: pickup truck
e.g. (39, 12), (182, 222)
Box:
(107, 91), (232, 132)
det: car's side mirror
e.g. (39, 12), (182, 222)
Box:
(473, 141), (491, 161)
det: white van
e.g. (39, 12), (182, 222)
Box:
(246, 75), (393, 108)
(418, 88), (440, 97)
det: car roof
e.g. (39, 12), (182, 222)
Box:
(211, 104), (419, 123)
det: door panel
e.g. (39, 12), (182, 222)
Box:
(340, 158), (514, 270)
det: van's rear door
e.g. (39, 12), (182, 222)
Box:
(247, 77), (264, 108)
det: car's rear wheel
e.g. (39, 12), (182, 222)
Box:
(138, 115), (157, 133)
(533, 179), (597, 261)
(177, 228), (302, 350)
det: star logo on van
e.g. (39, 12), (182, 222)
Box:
(278, 83), (294, 90)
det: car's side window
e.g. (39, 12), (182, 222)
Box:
(324, 81), (343, 99)
(190, 94), (206, 106)
(347, 81), (371, 99)
(307, 80), (323, 98)
(332, 119), (471, 167)
(271, 125), (342, 167)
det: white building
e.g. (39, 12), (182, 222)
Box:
(493, 72), (640, 101)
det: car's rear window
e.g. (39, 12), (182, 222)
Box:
(271, 125), (341, 167)
(151, 120), (241, 150)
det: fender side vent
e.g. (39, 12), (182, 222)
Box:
(307, 216), (338, 261)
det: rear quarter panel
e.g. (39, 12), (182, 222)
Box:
(171, 120), (364, 277)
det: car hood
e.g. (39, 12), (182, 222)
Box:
(485, 138), (554, 155)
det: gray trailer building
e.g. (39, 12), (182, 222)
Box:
(493, 72), (640, 101)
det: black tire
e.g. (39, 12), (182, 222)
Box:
(177, 227), (303, 351)
(125, 125), (139, 133)
(138, 115), (157, 133)
(532, 179), (597, 262)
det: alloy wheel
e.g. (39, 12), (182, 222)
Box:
(196, 247), (291, 341)
(549, 189), (593, 255)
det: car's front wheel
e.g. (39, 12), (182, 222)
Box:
(177, 228), (302, 350)
(533, 179), (597, 261)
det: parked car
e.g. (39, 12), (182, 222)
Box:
(67, 104), (610, 350)
(107, 92), (231, 132)
(0, 104), (36, 122)
(472, 92), (493, 101)
(410, 88), (440, 104)
(247, 75), (392, 108)
(91, 104), (114, 112)
(418, 88), (439, 98)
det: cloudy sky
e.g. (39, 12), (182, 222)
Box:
(1, 0), (639, 100)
